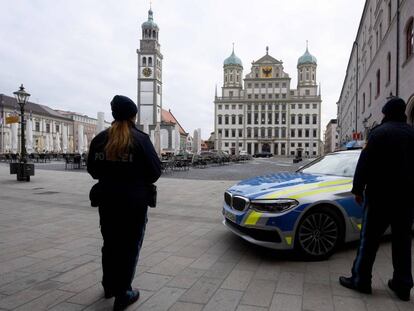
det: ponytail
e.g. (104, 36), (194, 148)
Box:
(105, 120), (133, 160)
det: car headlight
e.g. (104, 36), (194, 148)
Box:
(250, 199), (299, 213)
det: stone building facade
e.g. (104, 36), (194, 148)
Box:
(214, 46), (322, 157)
(324, 119), (339, 154)
(0, 94), (74, 153)
(337, 0), (414, 144)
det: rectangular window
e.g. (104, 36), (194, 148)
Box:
(229, 91), (234, 98)
(275, 83), (279, 88)
(387, 53), (391, 83)
(305, 129), (309, 137)
(254, 113), (259, 124)
(268, 113), (272, 124)
(312, 103), (317, 109)
(254, 128), (258, 138)
(406, 19), (413, 60)
(305, 115), (310, 124)
(238, 105), (243, 109)
(261, 128), (265, 137)
(291, 143), (295, 148)
(298, 129), (302, 137)
(238, 115), (243, 124)
(281, 128), (286, 138)
(232, 115), (236, 124)
(282, 94), (286, 98)
(232, 129), (236, 137)
(298, 104), (303, 109)
(281, 113), (286, 124)
(218, 115), (222, 124)
(231, 105), (236, 109)
(268, 94), (273, 99)
(298, 115), (302, 124)
(369, 83), (372, 106)
(225, 129), (229, 137)
(247, 83), (252, 88)
(376, 69), (381, 96)
(291, 129), (295, 137)
(362, 93), (366, 113)
(225, 105), (229, 109)
(248, 94), (252, 99)
(261, 94), (266, 99)
(268, 83), (272, 88)
(224, 142), (229, 147)
(218, 105), (222, 110)
(238, 129), (243, 137)
(291, 115), (295, 124)
(261, 83), (266, 88)
(268, 104), (272, 110)
(254, 83), (259, 88)
(305, 104), (310, 109)
(261, 113), (266, 124)
(247, 128), (252, 138)
(46, 123), (50, 133)
(225, 115), (229, 124)
(312, 114), (317, 124)
(313, 129), (317, 138)
(282, 82), (287, 88)
(254, 94), (259, 99)
(305, 90), (310, 96)
(35, 121), (40, 132)
(247, 113), (252, 124)
(292, 104), (296, 109)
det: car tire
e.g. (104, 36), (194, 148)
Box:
(295, 206), (344, 261)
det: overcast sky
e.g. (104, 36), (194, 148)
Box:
(0, 0), (365, 139)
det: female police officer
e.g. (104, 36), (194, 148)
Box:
(87, 95), (161, 310)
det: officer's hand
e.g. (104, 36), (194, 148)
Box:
(354, 195), (364, 206)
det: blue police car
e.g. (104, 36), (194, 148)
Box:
(222, 150), (364, 260)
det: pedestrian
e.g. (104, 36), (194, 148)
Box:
(339, 97), (414, 301)
(87, 95), (161, 310)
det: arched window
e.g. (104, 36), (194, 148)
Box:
(148, 57), (152, 66)
(142, 57), (147, 66)
(406, 18), (413, 60)
(152, 30), (156, 38)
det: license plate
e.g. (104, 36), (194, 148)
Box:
(224, 210), (237, 223)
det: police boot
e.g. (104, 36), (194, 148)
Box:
(339, 276), (372, 294)
(113, 289), (140, 311)
(388, 280), (410, 301)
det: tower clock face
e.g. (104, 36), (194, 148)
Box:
(261, 66), (272, 78)
(142, 67), (152, 77)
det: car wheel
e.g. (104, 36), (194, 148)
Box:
(295, 207), (344, 261)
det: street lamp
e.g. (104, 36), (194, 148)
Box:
(10, 84), (35, 181)
(13, 84), (30, 161)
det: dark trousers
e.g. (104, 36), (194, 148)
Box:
(98, 204), (148, 296)
(351, 202), (413, 290)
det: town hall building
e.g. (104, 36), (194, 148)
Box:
(214, 46), (322, 157)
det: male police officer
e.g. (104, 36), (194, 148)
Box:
(339, 97), (414, 301)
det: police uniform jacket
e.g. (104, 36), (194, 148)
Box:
(352, 121), (414, 206)
(87, 125), (161, 207)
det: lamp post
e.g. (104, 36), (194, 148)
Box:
(10, 84), (35, 181)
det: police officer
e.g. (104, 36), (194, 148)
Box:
(339, 97), (414, 301)
(87, 95), (161, 310)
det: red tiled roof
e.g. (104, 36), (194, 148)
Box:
(161, 109), (187, 135)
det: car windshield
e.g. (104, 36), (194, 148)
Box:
(299, 152), (360, 177)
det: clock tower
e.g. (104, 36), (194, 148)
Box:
(137, 7), (163, 134)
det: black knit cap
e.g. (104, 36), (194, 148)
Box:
(381, 96), (407, 122)
(111, 95), (138, 121)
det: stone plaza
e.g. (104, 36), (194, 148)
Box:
(0, 160), (413, 311)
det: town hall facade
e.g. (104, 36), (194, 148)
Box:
(214, 46), (322, 157)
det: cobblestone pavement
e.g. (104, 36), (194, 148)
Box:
(0, 165), (413, 310)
